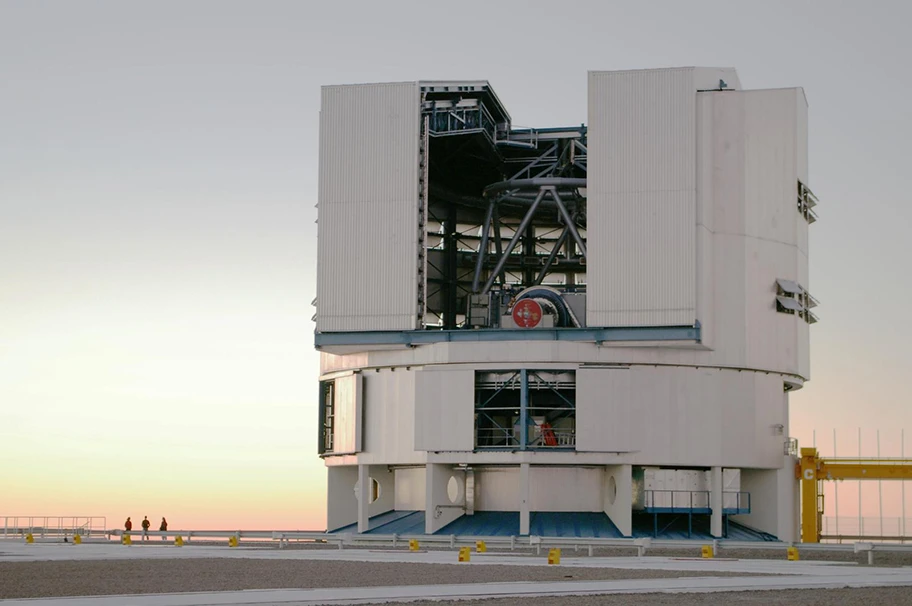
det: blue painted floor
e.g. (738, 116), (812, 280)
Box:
(330, 510), (425, 535)
(631, 513), (778, 541)
(332, 510), (777, 541)
(438, 511), (624, 537)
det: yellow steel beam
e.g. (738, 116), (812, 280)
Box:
(798, 447), (821, 542)
(819, 460), (912, 481)
(796, 447), (912, 543)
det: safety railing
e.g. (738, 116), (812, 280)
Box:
(2, 517), (107, 540)
(529, 428), (575, 447)
(821, 516), (912, 543)
(15, 526), (912, 562)
(474, 427), (518, 448)
(0, 516), (107, 539)
(474, 428), (576, 449)
(642, 491), (751, 514)
(644, 490), (711, 512)
(723, 491), (751, 514)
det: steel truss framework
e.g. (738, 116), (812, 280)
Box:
(421, 106), (588, 328)
(474, 369), (576, 450)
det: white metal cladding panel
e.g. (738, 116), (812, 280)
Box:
(742, 90), (799, 249)
(474, 468), (520, 511)
(579, 366), (784, 467)
(333, 374), (362, 455)
(361, 370), (422, 464)
(744, 237), (803, 376)
(796, 247), (810, 379)
(529, 467), (603, 512)
(711, 233), (748, 369)
(413, 368), (474, 452)
(796, 88), (809, 185)
(317, 82), (420, 332)
(722, 372), (788, 469)
(707, 92), (747, 237)
(394, 467), (426, 510)
(796, 92), (810, 258)
(575, 367), (635, 452)
(587, 68), (697, 327)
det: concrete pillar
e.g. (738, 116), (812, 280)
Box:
(711, 466), (723, 538)
(779, 455), (800, 543)
(357, 464), (370, 533)
(604, 464), (633, 537)
(326, 466), (360, 532)
(367, 465), (395, 519)
(426, 464), (465, 534)
(519, 463), (531, 535)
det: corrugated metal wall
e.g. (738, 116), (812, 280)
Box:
(317, 82), (420, 332)
(587, 68), (698, 327)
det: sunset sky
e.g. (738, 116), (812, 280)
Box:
(2, 0), (911, 530)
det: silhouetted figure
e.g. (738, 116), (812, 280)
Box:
(124, 517), (132, 532)
(159, 517), (168, 541)
(141, 516), (150, 541)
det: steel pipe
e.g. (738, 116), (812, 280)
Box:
(472, 201), (495, 293)
(549, 187), (588, 258)
(481, 188), (547, 294)
(484, 177), (587, 197)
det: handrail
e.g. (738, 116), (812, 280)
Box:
(3, 517), (107, 539)
(14, 525), (912, 561)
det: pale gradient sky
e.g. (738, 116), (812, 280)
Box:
(2, 0), (911, 529)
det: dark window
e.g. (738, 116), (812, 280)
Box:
(318, 380), (335, 455)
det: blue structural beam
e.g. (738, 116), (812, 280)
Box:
(315, 324), (701, 349)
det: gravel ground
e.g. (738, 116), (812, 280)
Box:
(402, 588), (912, 605)
(0, 558), (760, 599)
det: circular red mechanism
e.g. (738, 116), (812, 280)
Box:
(512, 298), (543, 328)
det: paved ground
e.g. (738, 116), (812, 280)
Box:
(401, 588), (912, 605)
(0, 558), (761, 599)
(2, 542), (912, 605)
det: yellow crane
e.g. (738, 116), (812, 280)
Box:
(797, 447), (912, 542)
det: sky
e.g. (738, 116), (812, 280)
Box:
(2, 0), (911, 530)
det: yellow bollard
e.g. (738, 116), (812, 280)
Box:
(701, 545), (714, 558)
(475, 540), (487, 553)
(787, 546), (799, 561)
(409, 539), (420, 551)
(228, 536), (239, 548)
(174, 536), (184, 547)
(25, 533), (34, 544)
(73, 534), (82, 545)
(122, 534), (132, 546)
(547, 548), (561, 565)
(458, 546), (471, 562)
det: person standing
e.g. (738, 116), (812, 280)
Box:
(124, 517), (132, 533)
(159, 517), (168, 541)
(141, 516), (151, 541)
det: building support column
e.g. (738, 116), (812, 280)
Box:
(519, 369), (529, 450)
(604, 464), (633, 537)
(357, 464), (370, 533)
(711, 466), (723, 538)
(519, 463), (531, 535)
(425, 464), (465, 534)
